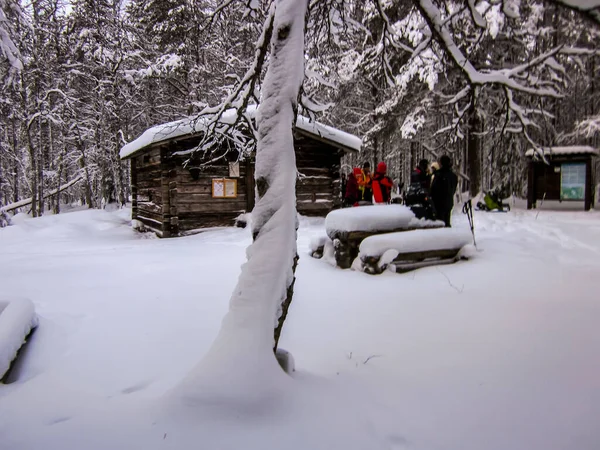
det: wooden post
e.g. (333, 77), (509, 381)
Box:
(160, 147), (171, 237)
(585, 157), (592, 211)
(245, 158), (255, 212)
(131, 158), (138, 220)
(527, 160), (535, 210)
(169, 180), (178, 236)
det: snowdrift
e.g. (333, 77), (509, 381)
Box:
(0, 299), (38, 381)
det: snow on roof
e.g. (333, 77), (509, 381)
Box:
(120, 105), (362, 159)
(525, 146), (599, 157)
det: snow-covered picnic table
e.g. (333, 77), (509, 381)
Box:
(356, 228), (473, 274)
(322, 205), (446, 269)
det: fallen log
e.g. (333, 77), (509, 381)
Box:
(0, 299), (39, 382)
(0, 175), (84, 213)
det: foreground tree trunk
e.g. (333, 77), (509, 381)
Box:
(174, 0), (308, 401)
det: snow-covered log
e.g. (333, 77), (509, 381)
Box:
(0, 299), (38, 381)
(359, 228), (474, 258)
(0, 175), (84, 213)
(357, 228), (473, 274)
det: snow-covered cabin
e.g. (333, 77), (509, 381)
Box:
(526, 146), (599, 211)
(119, 109), (361, 237)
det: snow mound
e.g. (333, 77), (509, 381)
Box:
(359, 227), (474, 258)
(325, 205), (416, 237)
(309, 235), (329, 253)
(0, 298), (38, 380)
(234, 212), (252, 228)
(10, 212), (29, 225)
(408, 216), (446, 228)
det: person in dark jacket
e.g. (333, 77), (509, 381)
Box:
(430, 154), (458, 227)
(405, 159), (435, 220)
(410, 159), (430, 190)
(344, 168), (361, 207)
(372, 162), (394, 204)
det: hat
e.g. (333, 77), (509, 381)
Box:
(377, 162), (387, 174)
(440, 155), (452, 168)
(431, 162), (440, 171)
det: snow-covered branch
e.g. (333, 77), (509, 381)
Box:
(549, 0), (600, 24)
(575, 114), (600, 138)
(189, 4), (276, 161)
(416, 0), (564, 98)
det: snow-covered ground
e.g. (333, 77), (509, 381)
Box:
(1, 205), (599, 450)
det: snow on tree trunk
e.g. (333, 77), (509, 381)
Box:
(171, 0), (308, 404)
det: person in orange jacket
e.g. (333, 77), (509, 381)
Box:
(356, 162), (373, 203)
(372, 162), (394, 204)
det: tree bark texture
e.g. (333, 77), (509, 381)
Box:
(467, 89), (482, 197)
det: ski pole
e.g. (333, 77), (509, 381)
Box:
(462, 199), (476, 247)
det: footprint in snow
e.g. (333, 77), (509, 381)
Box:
(48, 416), (71, 426)
(121, 380), (151, 394)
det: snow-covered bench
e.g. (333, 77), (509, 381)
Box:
(0, 299), (38, 382)
(322, 205), (444, 268)
(356, 228), (473, 274)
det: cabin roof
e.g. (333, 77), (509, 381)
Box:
(525, 146), (599, 158)
(120, 105), (362, 159)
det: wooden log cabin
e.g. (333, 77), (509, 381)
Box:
(526, 146), (598, 211)
(120, 110), (361, 237)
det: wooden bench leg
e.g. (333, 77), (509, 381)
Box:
(334, 239), (355, 269)
(310, 245), (324, 259)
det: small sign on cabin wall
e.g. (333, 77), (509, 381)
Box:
(229, 162), (240, 177)
(212, 178), (238, 198)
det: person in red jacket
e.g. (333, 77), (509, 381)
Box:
(372, 162), (394, 204)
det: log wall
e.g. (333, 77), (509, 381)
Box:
(169, 156), (250, 233)
(132, 148), (164, 235)
(294, 132), (343, 216)
(129, 130), (349, 237)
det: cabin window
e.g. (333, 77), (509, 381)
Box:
(212, 178), (238, 198)
(143, 154), (150, 164)
(560, 163), (586, 200)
